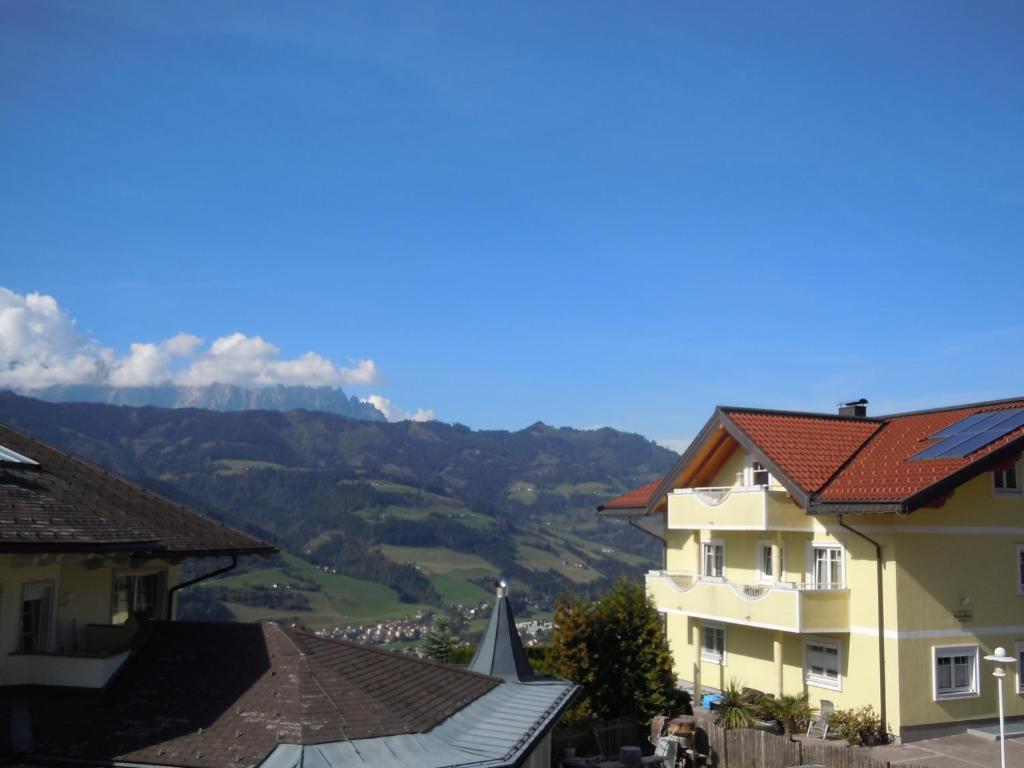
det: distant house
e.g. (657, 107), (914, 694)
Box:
(0, 423), (577, 767)
(600, 397), (1024, 741)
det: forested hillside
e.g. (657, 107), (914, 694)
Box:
(0, 391), (675, 624)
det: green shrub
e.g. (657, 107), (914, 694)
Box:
(827, 705), (882, 745)
(714, 679), (755, 730)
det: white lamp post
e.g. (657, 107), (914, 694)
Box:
(984, 646), (1017, 768)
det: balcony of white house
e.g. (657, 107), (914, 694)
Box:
(646, 570), (850, 634)
(667, 485), (813, 531)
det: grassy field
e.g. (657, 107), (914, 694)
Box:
(214, 552), (429, 627)
(515, 541), (601, 583)
(379, 545), (497, 606)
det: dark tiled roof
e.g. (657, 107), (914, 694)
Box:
(19, 622), (500, 768)
(597, 479), (661, 510)
(724, 410), (882, 494)
(0, 423), (273, 555)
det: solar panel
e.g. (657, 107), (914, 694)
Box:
(913, 408), (1024, 460)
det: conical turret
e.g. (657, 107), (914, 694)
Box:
(468, 578), (537, 682)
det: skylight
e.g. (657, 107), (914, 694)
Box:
(0, 444), (39, 466)
(911, 408), (1024, 460)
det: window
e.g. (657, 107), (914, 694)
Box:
(1016, 642), (1024, 694)
(1018, 546), (1024, 595)
(751, 461), (770, 487)
(111, 570), (167, 625)
(744, 456), (770, 487)
(805, 638), (841, 690)
(19, 581), (53, 652)
(701, 624), (725, 664)
(933, 645), (979, 700)
(811, 545), (843, 588)
(758, 541), (785, 583)
(994, 461), (1022, 495)
(702, 540), (724, 579)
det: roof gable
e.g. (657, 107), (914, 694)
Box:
(723, 409), (882, 494)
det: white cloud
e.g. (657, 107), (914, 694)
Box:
(362, 395), (434, 423)
(0, 286), (384, 392)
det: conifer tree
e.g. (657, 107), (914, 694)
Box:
(546, 578), (690, 722)
(421, 615), (456, 663)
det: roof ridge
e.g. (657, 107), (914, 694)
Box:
(877, 395), (1024, 419)
(719, 405), (885, 423)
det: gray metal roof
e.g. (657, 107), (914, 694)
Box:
(260, 677), (577, 768)
(469, 582), (537, 682)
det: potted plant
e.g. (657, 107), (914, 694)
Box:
(773, 692), (815, 735)
(714, 679), (755, 730)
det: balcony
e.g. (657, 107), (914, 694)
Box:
(5, 648), (132, 688)
(667, 485), (813, 531)
(646, 571), (850, 633)
(2, 621), (139, 688)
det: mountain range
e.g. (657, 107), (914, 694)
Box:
(27, 383), (385, 421)
(0, 392), (676, 625)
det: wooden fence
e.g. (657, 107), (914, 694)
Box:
(694, 709), (941, 768)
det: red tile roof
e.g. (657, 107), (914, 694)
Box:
(601, 397), (1024, 514)
(820, 400), (1024, 502)
(724, 411), (882, 494)
(597, 479), (661, 510)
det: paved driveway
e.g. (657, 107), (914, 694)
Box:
(868, 734), (1024, 767)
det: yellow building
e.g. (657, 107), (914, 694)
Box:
(600, 398), (1024, 742)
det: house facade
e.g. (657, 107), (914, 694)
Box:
(600, 398), (1024, 741)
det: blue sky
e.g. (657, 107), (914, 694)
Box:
(2, 2), (1022, 448)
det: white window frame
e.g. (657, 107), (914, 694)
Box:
(993, 460), (1023, 496)
(1018, 545), (1024, 596)
(18, 580), (55, 653)
(744, 455), (771, 487)
(806, 542), (845, 589)
(1016, 641), (1024, 695)
(701, 538), (725, 580)
(804, 637), (842, 692)
(757, 540), (785, 584)
(932, 644), (980, 701)
(701, 623), (726, 665)
(111, 567), (168, 625)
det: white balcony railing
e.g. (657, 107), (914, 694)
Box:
(647, 570), (850, 633)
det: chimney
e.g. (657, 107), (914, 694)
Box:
(838, 398), (868, 418)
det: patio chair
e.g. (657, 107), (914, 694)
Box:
(641, 737), (678, 767)
(805, 699), (834, 739)
(648, 715), (668, 747)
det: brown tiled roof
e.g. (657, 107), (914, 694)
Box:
(0, 422), (273, 555)
(20, 622), (500, 768)
(597, 479), (661, 510)
(724, 410), (882, 494)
